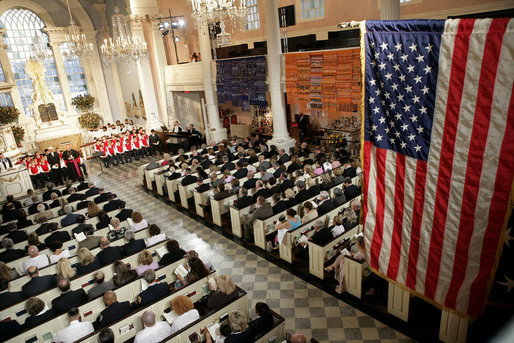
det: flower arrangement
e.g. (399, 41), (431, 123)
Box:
(78, 112), (101, 129)
(72, 94), (95, 112)
(0, 105), (20, 125)
(11, 126), (25, 146)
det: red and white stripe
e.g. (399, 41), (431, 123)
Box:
(364, 18), (514, 316)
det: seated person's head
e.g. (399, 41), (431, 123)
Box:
(171, 295), (194, 315)
(228, 310), (248, 332)
(25, 296), (45, 317)
(98, 328), (115, 343)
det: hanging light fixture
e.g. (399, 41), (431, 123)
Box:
(188, 0), (249, 31)
(61, 0), (94, 58)
(30, 30), (52, 62)
(100, 3), (148, 64)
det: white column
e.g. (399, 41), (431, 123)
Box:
(265, 0), (296, 151)
(148, 21), (169, 126)
(381, 0), (400, 20)
(198, 21), (227, 143)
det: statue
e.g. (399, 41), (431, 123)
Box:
(25, 59), (58, 127)
(131, 93), (139, 119)
(125, 101), (132, 118)
(139, 90), (146, 121)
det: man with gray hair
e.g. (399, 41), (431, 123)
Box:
(317, 190), (334, 215)
(351, 199), (361, 219)
(20, 245), (49, 274)
(61, 205), (80, 227)
(85, 180), (99, 197)
(252, 180), (270, 202)
(0, 237), (25, 263)
(259, 165), (273, 183)
(243, 196), (272, 242)
(295, 180), (310, 202)
(97, 237), (123, 266)
(310, 219), (333, 246)
(34, 203), (54, 223)
(134, 310), (172, 343)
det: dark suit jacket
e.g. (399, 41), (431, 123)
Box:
(273, 201), (288, 215)
(317, 199), (335, 215)
(35, 223), (51, 236)
(159, 249), (186, 266)
(309, 185), (321, 197)
(43, 189), (62, 201)
(0, 248), (26, 263)
(6, 230), (27, 244)
(77, 182), (89, 191)
(344, 184), (361, 200)
(72, 223), (93, 236)
(225, 329), (255, 343)
(103, 200), (120, 213)
(22, 275), (57, 297)
(221, 162), (235, 171)
(181, 175), (197, 186)
(280, 179), (294, 191)
(168, 172), (181, 180)
(286, 197), (299, 208)
(273, 168), (284, 178)
(195, 183), (210, 193)
(252, 189), (270, 202)
(51, 289), (87, 314)
(311, 228), (334, 246)
(49, 200), (60, 209)
(2, 210), (18, 222)
(25, 309), (55, 329)
(44, 231), (71, 246)
(93, 301), (131, 330)
(97, 246), (123, 266)
(76, 258), (101, 276)
(122, 239), (146, 256)
(115, 208), (133, 222)
(61, 213), (81, 227)
(85, 187), (99, 197)
(234, 196), (253, 209)
(248, 313), (274, 336)
(343, 167), (357, 179)
(76, 200), (89, 210)
(94, 193), (110, 204)
(0, 291), (24, 310)
(28, 202), (49, 215)
(233, 168), (248, 179)
(213, 190), (230, 201)
(0, 319), (23, 341)
(334, 194), (347, 206)
(67, 193), (82, 203)
(296, 189), (311, 203)
(137, 283), (170, 307)
(243, 178), (257, 190)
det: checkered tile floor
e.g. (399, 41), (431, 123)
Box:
(86, 158), (416, 343)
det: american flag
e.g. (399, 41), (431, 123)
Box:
(362, 19), (514, 316)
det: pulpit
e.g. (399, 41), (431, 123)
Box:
(0, 165), (33, 199)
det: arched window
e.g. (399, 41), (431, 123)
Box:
(61, 44), (88, 99)
(0, 8), (65, 116)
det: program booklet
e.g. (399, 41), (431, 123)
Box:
(174, 264), (188, 278)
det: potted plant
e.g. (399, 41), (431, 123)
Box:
(11, 126), (25, 146)
(78, 112), (101, 129)
(71, 94), (95, 112)
(0, 105), (20, 125)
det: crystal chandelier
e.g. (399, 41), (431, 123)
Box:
(30, 31), (52, 62)
(61, 0), (94, 58)
(189, 0), (248, 31)
(100, 5), (148, 64)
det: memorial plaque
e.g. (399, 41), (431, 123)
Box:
(38, 103), (58, 122)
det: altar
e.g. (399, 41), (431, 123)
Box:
(0, 165), (33, 199)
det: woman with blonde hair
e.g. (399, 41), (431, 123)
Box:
(87, 201), (101, 218)
(304, 164), (316, 179)
(161, 153), (171, 166)
(351, 159), (362, 175)
(57, 258), (76, 279)
(0, 261), (18, 280)
(107, 217), (126, 241)
(57, 197), (74, 216)
(284, 188), (298, 207)
(206, 274), (238, 309)
(135, 249), (159, 276)
(76, 247), (100, 276)
(170, 295), (200, 334)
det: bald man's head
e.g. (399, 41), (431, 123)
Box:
(142, 310), (156, 327)
(291, 333), (307, 343)
(103, 291), (117, 306)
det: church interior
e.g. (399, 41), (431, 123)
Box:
(0, 0), (513, 342)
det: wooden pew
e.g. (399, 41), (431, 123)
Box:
(344, 256), (368, 299)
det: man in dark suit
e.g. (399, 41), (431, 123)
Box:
(272, 162), (284, 179)
(0, 153), (13, 171)
(317, 191), (334, 215)
(115, 201), (133, 222)
(0, 278), (24, 309)
(93, 291), (131, 330)
(22, 266), (57, 297)
(243, 196), (273, 242)
(97, 237), (123, 266)
(220, 156), (235, 172)
(310, 220), (333, 246)
(295, 181), (311, 203)
(78, 225), (102, 250)
(28, 199), (49, 215)
(272, 193), (287, 215)
(167, 166), (181, 180)
(278, 149), (291, 164)
(85, 181), (99, 197)
(195, 178), (210, 193)
(35, 217), (51, 236)
(233, 162), (248, 179)
(279, 173), (294, 192)
(5, 223), (27, 244)
(233, 188), (253, 209)
(121, 230), (145, 256)
(133, 270), (170, 308)
(76, 194), (89, 210)
(72, 215), (93, 236)
(103, 194), (120, 213)
(343, 178), (361, 200)
(94, 188), (112, 204)
(2, 203), (19, 222)
(149, 129), (163, 156)
(76, 177), (89, 191)
(45, 223), (71, 246)
(0, 238), (25, 263)
(42, 183), (62, 201)
(186, 124), (202, 147)
(66, 187), (82, 203)
(252, 181), (270, 202)
(60, 205), (80, 227)
(181, 168), (197, 186)
(2, 195), (22, 211)
(47, 147), (63, 185)
(212, 184), (230, 201)
(342, 161), (357, 178)
(243, 171), (258, 190)
(51, 277), (87, 314)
